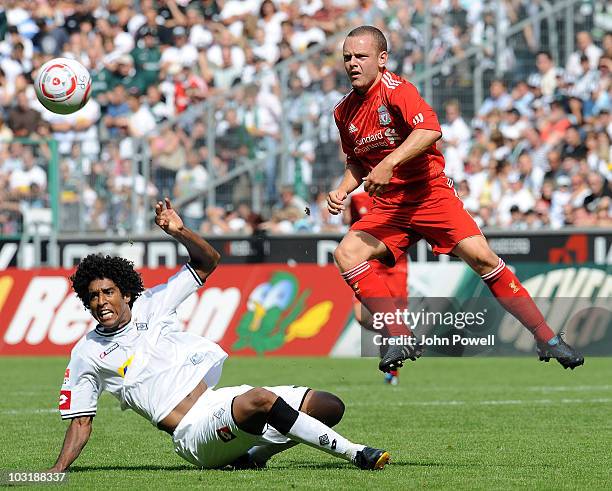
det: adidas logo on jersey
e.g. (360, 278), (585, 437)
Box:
(349, 123), (358, 133)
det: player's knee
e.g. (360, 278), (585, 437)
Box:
(323, 393), (345, 427)
(334, 243), (360, 270)
(471, 247), (499, 274)
(243, 387), (277, 414)
(304, 391), (345, 427)
(333, 244), (349, 268)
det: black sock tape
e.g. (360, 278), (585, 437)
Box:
(267, 397), (299, 435)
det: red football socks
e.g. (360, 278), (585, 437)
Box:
(341, 261), (412, 338)
(482, 258), (555, 343)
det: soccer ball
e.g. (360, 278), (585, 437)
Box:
(34, 58), (91, 115)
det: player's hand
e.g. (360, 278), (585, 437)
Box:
(155, 197), (184, 235)
(327, 189), (348, 215)
(364, 161), (394, 196)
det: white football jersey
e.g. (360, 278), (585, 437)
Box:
(59, 264), (228, 425)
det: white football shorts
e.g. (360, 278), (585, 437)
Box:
(172, 384), (310, 468)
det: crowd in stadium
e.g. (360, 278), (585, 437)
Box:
(0, 0), (610, 236)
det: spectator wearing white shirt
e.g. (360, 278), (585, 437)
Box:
(0, 43), (25, 95)
(185, 7), (213, 50)
(242, 85), (281, 204)
(251, 27), (280, 65)
(43, 98), (101, 157)
(457, 180), (479, 214)
(499, 108), (528, 142)
(549, 175), (572, 228)
(467, 150), (500, 208)
(287, 15), (326, 53)
(0, 25), (33, 63)
(126, 94), (157, 138)
(9, 147), (46, 198)
(112, 21), (135, 56)
(286, 123), (315, 198)
(258, 0), (287, 47)
(477, 80), (513, 119)
(146, 85), (173, 123)
(218, 0), (260, 38)
(517, 152), (544, 197)
(510, 81), (535, 118)
(531, 51), (561, 98)
(497, 172), (535, 226)
(570, 55), (600, 105)
(160, 26), (199, 70)
(569, 173), (591, 209)
(566, 31), (603, 78)
(173, 153), (209, 231)
(441, 100), (470, 182)
(207, 29), (246, 88)
(111, 159), (156, 232)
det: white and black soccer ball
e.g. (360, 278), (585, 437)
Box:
(34, 58), (91, 115)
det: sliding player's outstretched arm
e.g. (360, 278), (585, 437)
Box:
(50, 416), (93, 472)
(155, 197), (221, 282)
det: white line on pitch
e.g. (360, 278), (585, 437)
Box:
(0, 407), (122, 416)
(525, 385), (612, 392)
(351, 397), (612, 407)
(3, 397), (611, 416)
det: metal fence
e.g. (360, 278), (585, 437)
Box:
(167, 0), (603, 218)
(0, 0), (606, 240)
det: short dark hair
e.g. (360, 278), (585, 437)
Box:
(70, 254), (144, 309)
(346, 25), (387, 53)
(537, 50), (552, 60)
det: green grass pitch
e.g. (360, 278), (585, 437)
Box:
(1, 357), (611, 489)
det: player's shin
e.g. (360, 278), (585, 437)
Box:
(342, 262), (412, 339)
(266, 397), (364, 461)
(482, 258), (555, 343)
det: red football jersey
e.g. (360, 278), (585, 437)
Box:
(334, 69), (445, 203)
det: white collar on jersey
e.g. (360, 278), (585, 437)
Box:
(95, 321), (131, 337)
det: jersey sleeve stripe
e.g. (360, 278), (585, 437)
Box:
(186, 262), (204, 286)
(382, 74), (401, 90)
(382, 72), (401, 86)
(60, 410), (97, 419)
(382, 73), (402, 90)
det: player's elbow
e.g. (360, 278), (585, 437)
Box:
(197, 248), (221, 273)
(428, 130), (442, 144)
(210, 249), (221, 269)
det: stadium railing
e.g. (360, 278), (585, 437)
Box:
(168, 0), (591, 215)
(0, 0), (602, 240)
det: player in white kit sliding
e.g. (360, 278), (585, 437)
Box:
(50, 198), (389, 472)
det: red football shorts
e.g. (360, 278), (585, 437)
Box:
(351, 175), (482, 265)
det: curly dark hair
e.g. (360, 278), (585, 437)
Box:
(70, 254), (145, 309)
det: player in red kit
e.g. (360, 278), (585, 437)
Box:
(328, 25), (583, 372)
(349, 190), (408, 385)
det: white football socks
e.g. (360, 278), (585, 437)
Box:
(283, 411), (364, 462)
